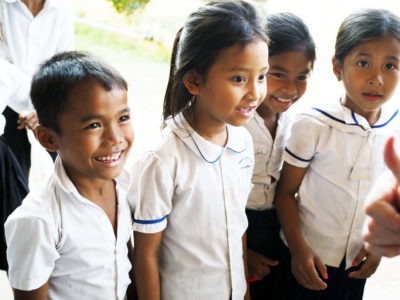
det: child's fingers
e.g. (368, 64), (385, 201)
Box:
(348, 254), (380, 279)
(314, 256), (328, 281)
(261, 256), (279, 267)
(351, 247), (367, 267)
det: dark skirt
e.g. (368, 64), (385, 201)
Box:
(246, 208), (291, 300)
(0, 136), (29, 270)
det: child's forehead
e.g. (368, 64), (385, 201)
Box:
(64, 80), (127, 112)
(67, 78), (123, 99)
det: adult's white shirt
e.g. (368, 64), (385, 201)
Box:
(0, 0), (74, 75)
(0, 59), (31, 134)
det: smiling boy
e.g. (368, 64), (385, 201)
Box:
(5, 51), (135, 300)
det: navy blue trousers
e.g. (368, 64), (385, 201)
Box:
(246, 208), (291, 300)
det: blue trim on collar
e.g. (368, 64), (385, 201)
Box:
(351, 111), (359, 125)
(312, 108), (347, 124)
(285, 147), (313, 162)
(313, 107), (399, 128)
(134, 216), (167, 225)
(190, 135), (224, 164)
(226, 146), (246, 154)
(372, 109), (399, 128)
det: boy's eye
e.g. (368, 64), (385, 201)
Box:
(297, 74), (310, 81)
(86, 122), (101, 129)
(357, 60), (369, 68)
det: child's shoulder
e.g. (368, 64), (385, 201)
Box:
(7, 174), (60, 223)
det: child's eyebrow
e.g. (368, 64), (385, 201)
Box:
(228, 66), (269, 73)
(80, 107), (131, 123)
(356, 52), (400, 61)
(268, 65), (310, 75)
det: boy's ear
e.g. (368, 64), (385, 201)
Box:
(183, 69), (201, 95)
(332, 57), (342, 81)
(36, 125), (59, 152)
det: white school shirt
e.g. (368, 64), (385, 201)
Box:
(0, 59), (31, 134)
(282, 99), (400, 269)
(5, 158), (133, 300)
(245, 111), (294, 210)
(0, 0), (74, 75)
(130, 114), (254, 300)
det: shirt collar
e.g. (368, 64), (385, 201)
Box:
(166, 113), (248, 163)
(309, 98), (399, 131)
(53, 156), (130, 196)
(54, 156), (82, 195)
(5, 0), (57, 10)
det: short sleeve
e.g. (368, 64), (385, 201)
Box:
(5, 215), (60, 291)
(283, 115), (320, 168)
(130, 152), (174, 234)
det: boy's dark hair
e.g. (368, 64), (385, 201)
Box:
(163, 0), (269, 124)
(267, 12), (316, 69)
(335, 8), (400, 63)
(31, 51), (128, 133)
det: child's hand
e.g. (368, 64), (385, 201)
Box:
(247, 248), (279, 280)
(348, 246), (381, 279)
(364, 136), (400, 257)
(17, 111), (39, 131)
(291, 243), (328, 290)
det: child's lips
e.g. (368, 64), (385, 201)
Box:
(363, 92), (383, 101)
(236, 105), (256, 117)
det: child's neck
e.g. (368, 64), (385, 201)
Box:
(256, 104), (279, 139)
(21, 0), (45, 16)
(185, 112), (228, 147)
(341, 97), (381, 126)
(73, 178), (118, 236)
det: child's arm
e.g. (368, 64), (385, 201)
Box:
(364, 136), (400, 257)
(126, 238), (138, 300)
(247, 249), (279, 280)
(275, 162), (328, 291)
(13, 283), (48, 300)
(133, 231), (163, 300)
(242, 234), (250, 300)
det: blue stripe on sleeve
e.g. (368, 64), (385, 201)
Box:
(285, 147), (313, 162)
(134, 216), (167, 225)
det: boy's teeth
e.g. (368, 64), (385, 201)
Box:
(97, 152), (121, 162)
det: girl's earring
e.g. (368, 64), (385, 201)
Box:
(190, 95), (196, 106)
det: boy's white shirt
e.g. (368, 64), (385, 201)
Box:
(5, 157), (133, 300)
(281, 98), (400, 269)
